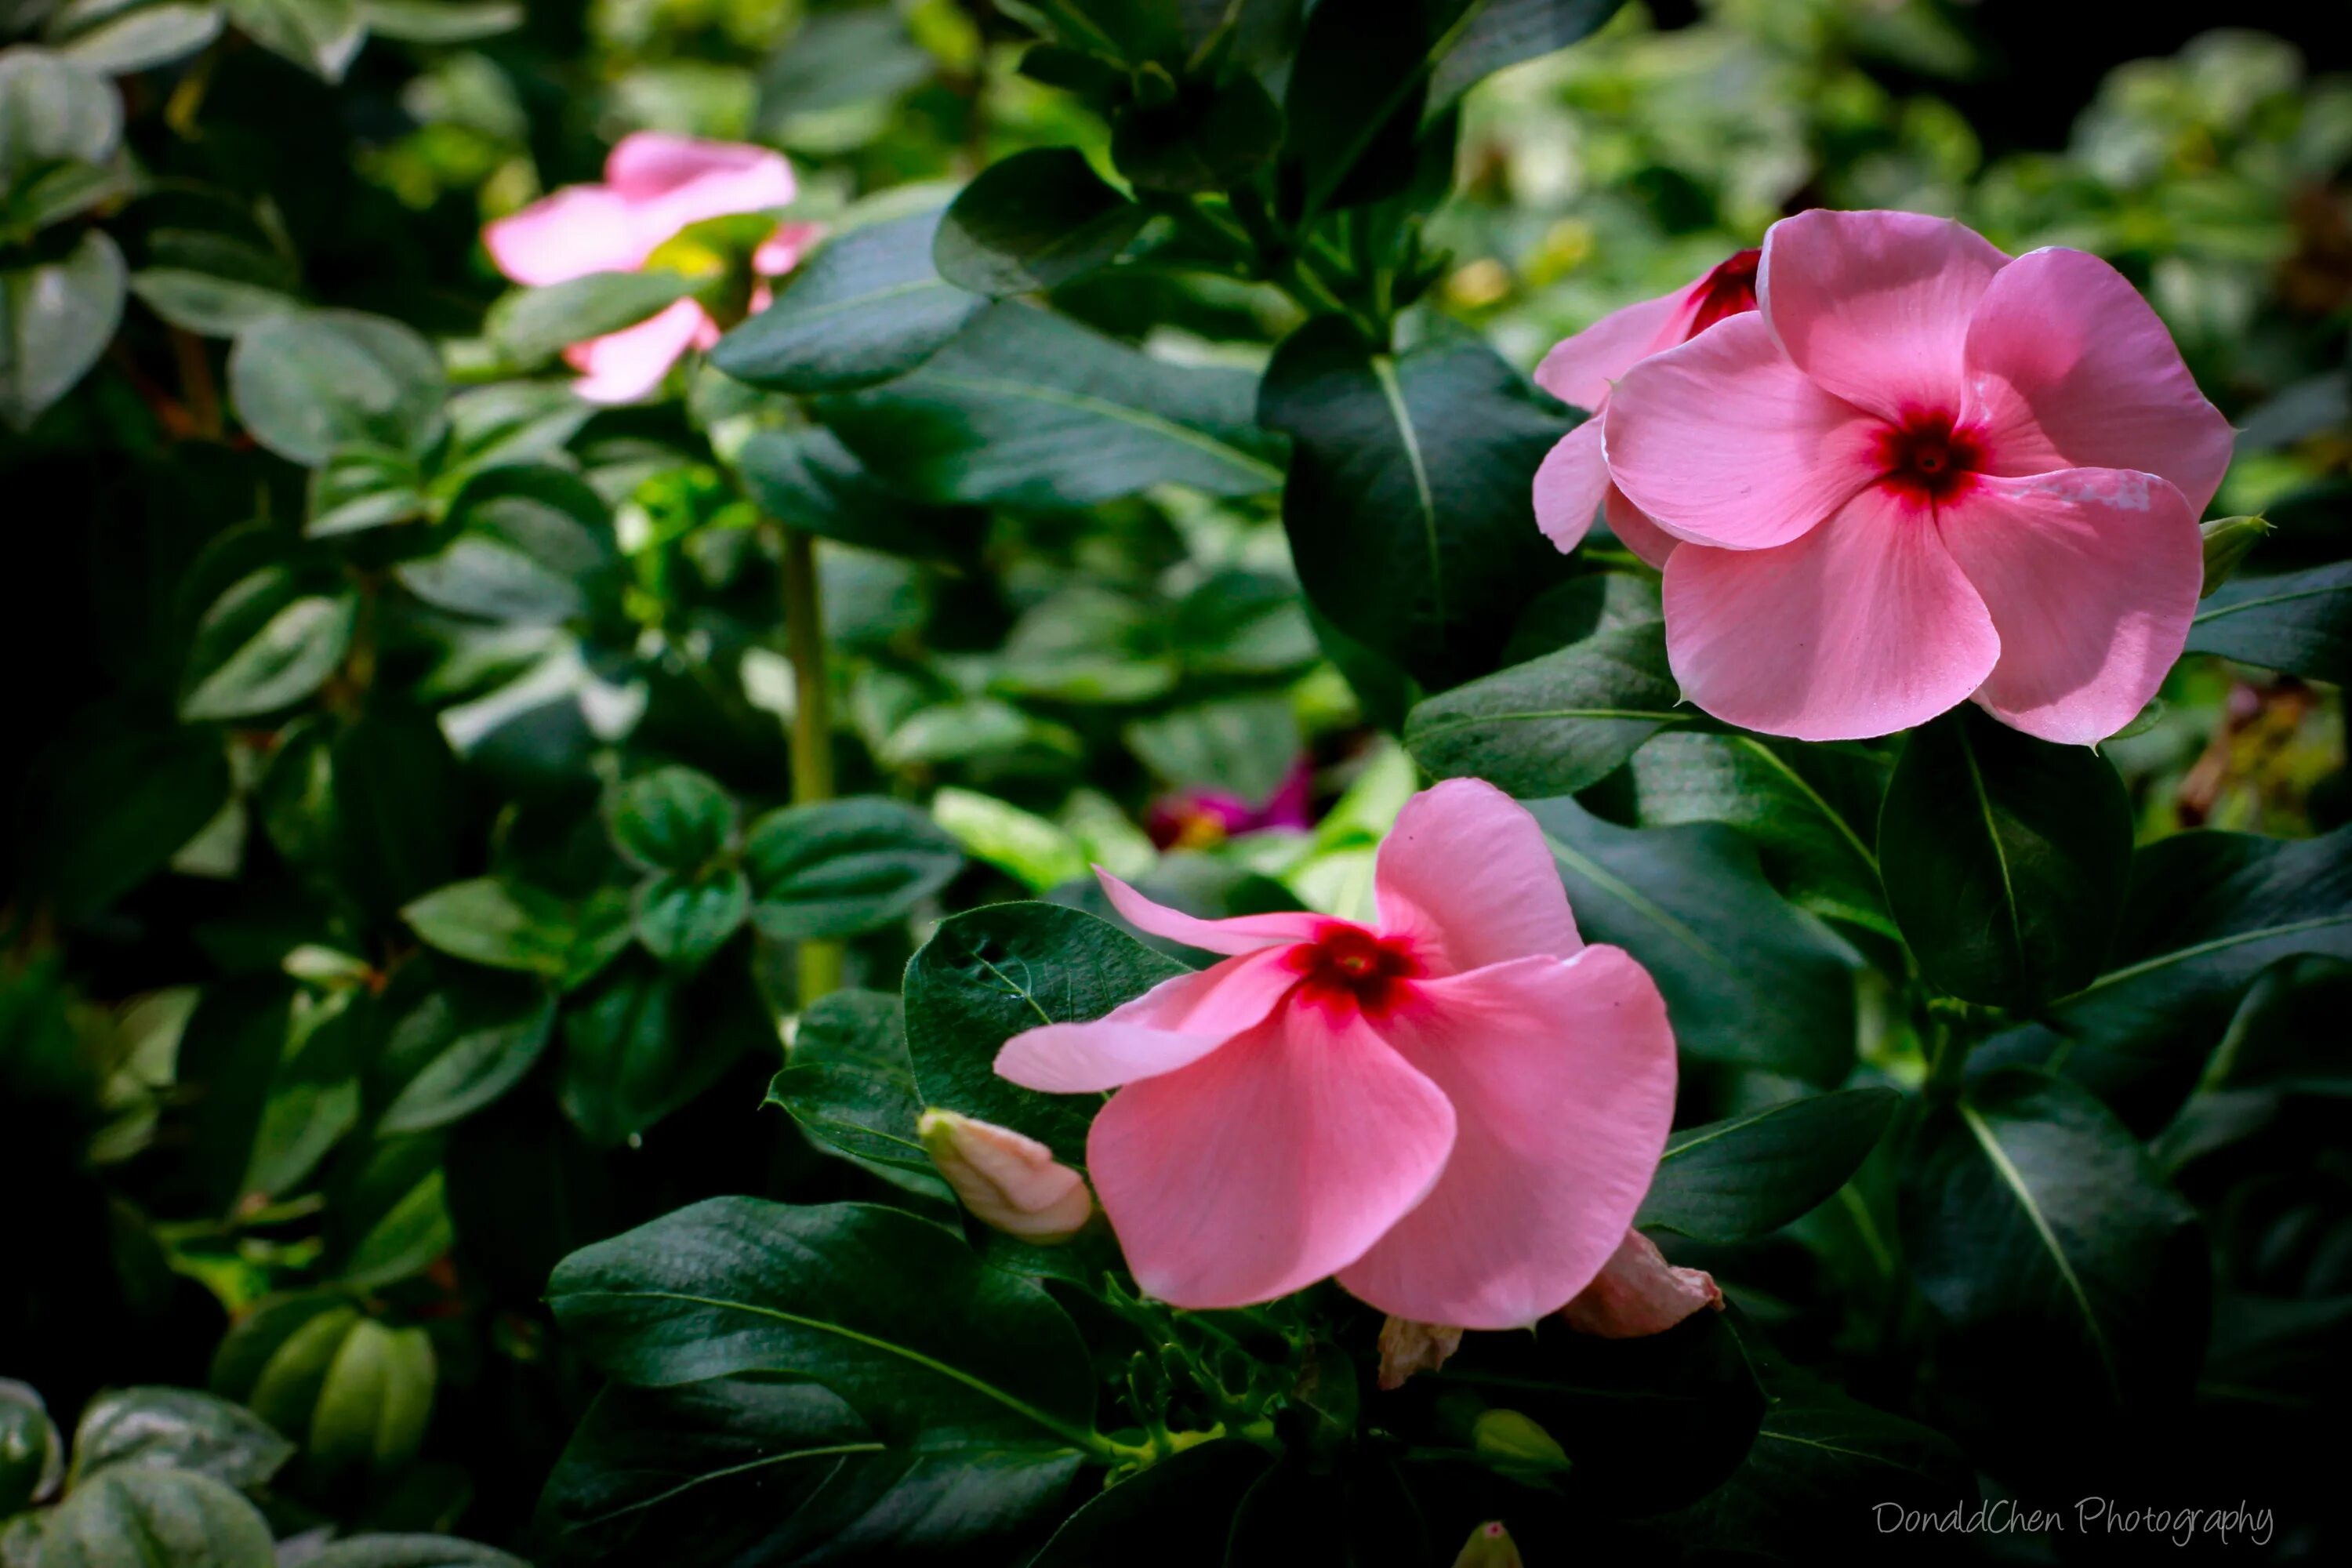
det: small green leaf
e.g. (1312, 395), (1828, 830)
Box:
(605, 765), (739, 873)
(633, 866), (750, 967)
(486, 270), (697, 368)
(227, 309), (446, 466)
(2187, 558), (2352, 681)
(1637, 1089), (1900, 1243)
(223, 0), (365, 82)
(302, 1316), (437, 1488)
(33, 1468), (274, 1568)
(935, 148), (1145, 297)
(713, 207), (982, 394)
(1, 230), (125, 431)
(179, 567), (358, 721)
(401, 878), (585, 978)
(767, 989), (949, 1193)
(742, 797), (964, 941)
(66, 1386), (292, 1491)
(359, 2), (524, 46)
(130, 267), (299, 338)
(1404, 619), (1685, 796)
(377, 978), (556, 1135)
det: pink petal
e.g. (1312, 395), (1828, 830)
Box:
(1374, 779), (1581, 975)
(755, 221), (825, 278)
(1090, 1004), (1457, 1309)
(604, 132), (796, 233)
(1940, 467), (2201, 744)
(1602, 313), (1882, 550)
(483, 186), (648, 286)
(1961, 246), (2235, 519)
(995, 946), (1305, 1092)
(1095, 869), (1326, 956)
(1532, 288), (1689, 412)
(916, 1110), (1094, 1242)
(562, 298), (708, 403)
(1759, 207), (2009, 423)
(1661, 481), (2000, 741)
(1533, 419), (1608, 553)
(1338, 949), (1676, 1329)
(1559, 1229), (1722, 1338)
(1602, 482), (1679, 570)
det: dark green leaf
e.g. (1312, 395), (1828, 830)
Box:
(1112, 74), (1283, 194)
(66, 1387), (292, 1491)
(1404, 620), (1684, 793)
(223, 0), (365, 82)
(296, 1316), (437, 1488)
(633, 866), (751, 968)
(1029, 1438), (1275, 1566)
(1262, 319), (1569, 690)
(1527, 797), (1859, 1084)
(546, 1197), (1100, 1450)
(32, 1468), (274, 1568)
(742, 797), (964, 941)
(734, 426), (974, 562)
(935, 148), (1146, 296)
(308, 445), (429, 537)
(360, 3), (524, 45)
(129, 266), (298, 339)
(328, 1134), (452, 1290)
(757, 6), (936, 122)
(558, 957), (758, 1145)
(1637, 1089), (1900, 1243)
(768, 989), (952, 1196)
(27, 720), (230, 924)
(1903, 1069), (2206, 1409)
(1426, 0), (1628, 119)
(904, 901), (1187, 1163)
(1, 230), (125, 431)
(179, 565), (356, 721)
(486, 270), (697, 368)
(713, 208), (982, 394)
(818, 299), (1283, 506)
(1878, 706), (2132, 1009)
(605, 765), (739, 873)
(378, 977), (556, 1135)
(227, 309), (446, 466)
(402, 879), (590, 978)
(993, 585), (1178, 704)
(300, 1535), (527, 1568)
(1124, 695), (1301, 804)
(1281, 0), (1432, 214)
(2185, 559), (2352, 681)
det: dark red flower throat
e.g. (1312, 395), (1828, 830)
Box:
(1689, 249), (1761, 336)
(1874, 409), (1984, 505)
(1287, 923), (1421, 1020)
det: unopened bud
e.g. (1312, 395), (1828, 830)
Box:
(1376, 1316), (1463, 1391)
(1472, 1409), (1571, 1486)
(1450, 1520), (1524, 1568)
(918, 1109), (1094, 1243)
(1559, 1229), (1722, 1339)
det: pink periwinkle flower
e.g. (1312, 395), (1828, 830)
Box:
(994, 779), (1677, 1329)
(1532, 246), (1760, 568)
(1144, 756), (1316, 850)
(1601, 208), (2234, 744)
(482, 132), (817, 403)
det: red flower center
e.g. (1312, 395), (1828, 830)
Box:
(1874, 410), (1984, 505)
(1287, 923), (1421, 1021)
(1688, 248), (1762, 336)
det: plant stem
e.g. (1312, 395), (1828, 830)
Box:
(778, 523), (843, 1004)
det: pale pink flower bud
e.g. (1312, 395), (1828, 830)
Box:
(1558, 1229), (1722, 1339)
(917, 1109), (1094, 1243)
(1450, 1521), (1525, 1568)
(1375, 1316), (1464, 1391)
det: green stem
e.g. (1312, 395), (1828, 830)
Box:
(779, 524), (843, 1004)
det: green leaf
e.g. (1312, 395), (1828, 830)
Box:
(0, 49), (122, 230)
(33, 1469), (274, 1568)
(485, 270), (697, 368)
(405, 464), (619, 621)
(993, 585), (1178, 704)
(1878, 706), (2132, 1010)
(768, 989), (950, 1196)
(66, 1386), (292, 1491)
(605, 765), (739, 873)
(547, 1198), (1102, 1451)
(905, 901), (1187, 1164)
(935, 148), (1146, 297)
(817, 300), (1283, 506)
(129, 266), (299, 339)
(1029, 1438), (1276, 1566)
(401, 877), (609, 980)
(1280, 0), (1433, 214)
(359, 2), (524, 46)
(227, 309), (446, 466)
(209, 1291), (355, 1426)
(1124, 695), (1301, 804)
(2185, 559), (2352, 681)
(223, 0), (365, 82)
(557, 957), (760, 1146)
(757, 7), (936, 124)
(328, 1139), (453, 1291)
(308, 445), (429, 536)
(27, 720), (230, 924)
(733, 426), (974, 562)
(1403, 619), (1685, 793)
(178, 565), (356, 721)
(301, 1316), (437, 1488)
(1, 230), (125, 431)
(0, 1383), (61, 1516)
(1637, 1089), (1900, 1243)
(1111, 74), (1283, 194)
(541, 1375), (1076, 1566)
(1261, 319), (1570, 690)
(1527, 797), (1859, 1084)
(241, 987), (369, 1200)
(1902, 1069), (2206, 1408)
(742, 797), (965, 942)
(713, 208), (982, 394)
(1426, 0), (1628, 118)
(377, 977), (555, 1135)
(633, 866), (751, 968)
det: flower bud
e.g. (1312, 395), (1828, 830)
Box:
(918, 1109), (1094, 1243)
(1450, 1521), (1525, 1568)
(1472, 1409), (1572, 1486)
(1376, 1316), (1463, 1391)
(1559, 1229), (1722, 1339)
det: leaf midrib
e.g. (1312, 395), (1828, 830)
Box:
(1957, 1102), (2118, 1399)
(909, 372), (1283, 485)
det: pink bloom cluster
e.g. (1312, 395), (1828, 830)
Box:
(1536, 209), (2234, 744)
(483, 132), (817, 403)
(996, 779), (1676, 1329)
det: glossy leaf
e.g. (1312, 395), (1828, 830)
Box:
(605, 765), (738, 873)
(712, 208), (981, 394)
(1637, 1089), (1900, 1243)
(557, 956), (760, 1146)
(903, 901), (1187, 1163)
(1426, 0), (1628, 118)
(1878, 706), (2133, 1009)
(632, 866), (751, 968)
(935, 147), (1145, 296)
(377, 977), (554, 1135)
(818, 301), (1283, 506)
(67, 1386), (292, 1490)
(1528, 797), (1859, 1084)
(1262, 319), (1570, 690)
(1403, 619), (1686, 795)
(2185, 559), (2352, 681)
(2, 230), (125, 431)
(768, 989), (943, 1185)
(742, 797), (964, 941)
(32, 1468), (274, 1568)
(228, 310), (445, 466)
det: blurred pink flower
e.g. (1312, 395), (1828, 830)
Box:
(995, 779), (1676, 1329)
(483, 132), (817, 403)
(1605, 208), (2231, 743)
(1144, 756), (1316, 849)
(1531, 246), (1759, 566)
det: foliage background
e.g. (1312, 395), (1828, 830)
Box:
(4, 0), (2350, 1562)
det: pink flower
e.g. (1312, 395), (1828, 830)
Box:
(1532, 247), (1760, 568)
(994, 779), (1677, 1329)
(1603, 209), (2233, 744)
(1144, 756), (1316, 849)
(482, 132), (815, 403)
